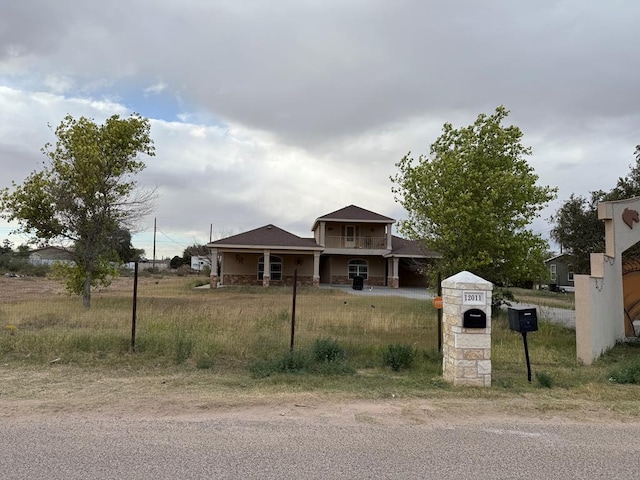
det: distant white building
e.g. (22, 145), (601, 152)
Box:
(124, 259), (171, 270)
(29, 246), (75, 266)
(191, 255), (211, 272)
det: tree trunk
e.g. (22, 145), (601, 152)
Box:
(83, 274), (92, 309)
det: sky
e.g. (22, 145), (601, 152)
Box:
(1, 0), (639, 260)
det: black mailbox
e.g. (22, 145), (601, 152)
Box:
(352, 275), (364, 290)
(508, 307), (538, 333)
(463, 308), (486, 329)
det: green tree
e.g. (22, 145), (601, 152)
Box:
(391, 106), (557, 285)
(550, 145), (640, 271)
(182, 244), (209, 266)
(170, 255), (184, 269)
(0, 114), (155, 307)
(550, 192), (606, 274)
(607, 145), (640, 200)
(0, 239), (12, 255)
(109, 227), (145, 264)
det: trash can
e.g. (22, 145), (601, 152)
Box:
(352, 275), (364, 290)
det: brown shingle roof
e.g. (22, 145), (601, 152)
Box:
(208, 224), (322, 250)
(313, 205), (394, 230)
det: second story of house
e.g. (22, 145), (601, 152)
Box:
(311, 205), (394, 255)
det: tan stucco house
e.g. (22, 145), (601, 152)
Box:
(207, 205), (438, 288)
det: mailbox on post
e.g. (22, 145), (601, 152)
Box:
(508, 307), (538, 333)
(507, 307), (538, 382)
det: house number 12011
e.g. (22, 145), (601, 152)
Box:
(463, 291), (485, 305)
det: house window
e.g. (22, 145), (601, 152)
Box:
(348, 259), (368, 279)
(568, 266), (574, 282)
(550, 264), (557, 281)
(258, 255), (282, 281)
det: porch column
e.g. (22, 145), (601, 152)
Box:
(386, 224), (393, 250)
(209, 248), (219, 288)
(391, 257), (399, 288)
(313, 251), (320, 286)
(262, 250), (270, 287)
(319, 221), (326, 246)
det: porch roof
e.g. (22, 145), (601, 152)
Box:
(207, 224), (322, 251)
(387, 236), (440, 259)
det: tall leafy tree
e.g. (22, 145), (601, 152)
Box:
(182, 244), (209, 266)
(0, 114), (155, 307)
(551, 145), (640, 270)
(109, 227), (145, 264)
(391, 106), (557, 285)
(550, 192), (606, 274)
(608, 144), (640, 200)
(0, 239), (12, 255)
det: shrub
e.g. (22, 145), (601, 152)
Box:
(535, 371), (554, 388)
(608, 363), (640, 384)
(249, 350), (311, 378)
(313, 337), (346, 363)
(492, 289), (514, 310)
(383, 344), (416, 371)
(196, 356), (214, 369)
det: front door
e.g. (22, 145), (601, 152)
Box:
(345, 225), (356, 248)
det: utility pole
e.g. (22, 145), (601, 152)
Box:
(152, 217), (157, 269)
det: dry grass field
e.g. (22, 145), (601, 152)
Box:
(1, 274), (640, 420)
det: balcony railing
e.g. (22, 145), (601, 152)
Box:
(324, 236), (387, 249)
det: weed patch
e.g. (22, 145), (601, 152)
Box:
(608, 362), (640, 384)
(535, 371), (554, 388)
(313, 337), (346, 362)
(382, 344), (416, 371)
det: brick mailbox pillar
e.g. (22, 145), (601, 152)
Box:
(442, 271), (493, 387)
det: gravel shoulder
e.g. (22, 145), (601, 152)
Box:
(0, 364), (636, 427)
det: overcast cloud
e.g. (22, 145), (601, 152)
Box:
(1, 1), (639, 259)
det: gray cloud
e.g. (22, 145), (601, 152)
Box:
(2, 1), (640, 257)
(5, 1), (639, 143)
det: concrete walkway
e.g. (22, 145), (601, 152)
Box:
(320, 284), (434, 300)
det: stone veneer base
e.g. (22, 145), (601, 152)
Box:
(441, 271), (493, 387)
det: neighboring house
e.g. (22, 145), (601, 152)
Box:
(207, 205), (438, 288)
(191, 255), (211, 272)
(28, 246), (75, 266)
(545, 253), (574, 292)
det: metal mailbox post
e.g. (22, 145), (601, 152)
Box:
(508, 307), (538, 382)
